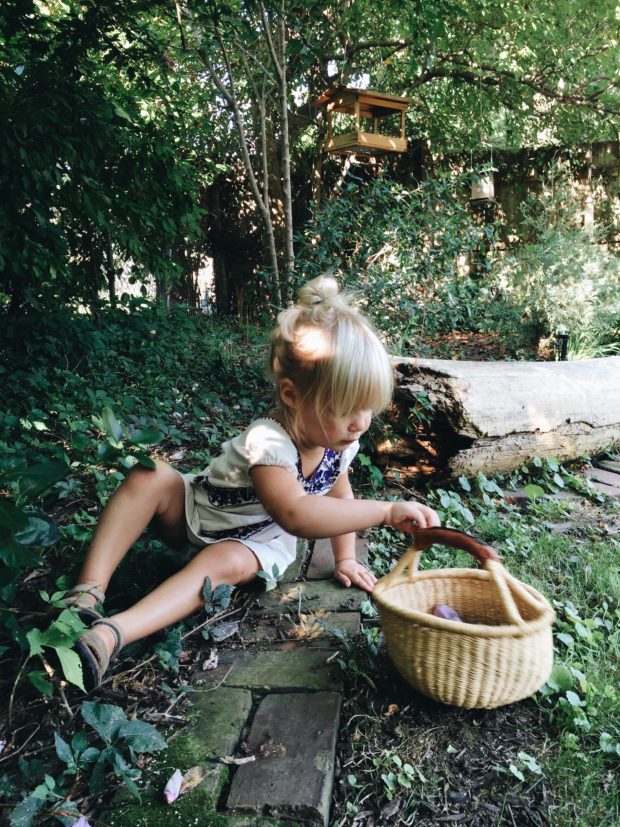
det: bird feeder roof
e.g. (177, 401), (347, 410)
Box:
(315, 87), (416, 118)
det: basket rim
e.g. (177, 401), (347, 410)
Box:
(373, 567), (556, 638)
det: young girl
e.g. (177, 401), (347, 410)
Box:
(66, 276), (440, 689)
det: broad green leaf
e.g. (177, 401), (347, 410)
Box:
(26, 628), (45, 657)
(547, 664), (573, 690)
(54, 733), (75, 767)
(16, 461), (69, 503)
(115, 720), (167, 752)
(55, 646), (85, 691)
(27, 670), (54, 697)
(8, 792), (46, 827)
(128, 452), (156, 469)
(0, 499), (28, 532)
(81, 702), (127, 744)
(101, 407), (125, 442)
(128, 428), (163, 445)
(523, 484), (545, 500)
(0, 537), (40, 568)
(565, 690), (583, 707)
(14, 513), (59, 548)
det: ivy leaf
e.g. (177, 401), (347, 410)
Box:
(14, 513), (59, 547)
(81, 702), (127, 745)
(116, 720), (167, 753)
(8, 792), (46, 827)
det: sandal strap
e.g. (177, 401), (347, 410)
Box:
(92, 618), (124, 659)
(66, 583), (106, 606)
(67, 583), (105, 603)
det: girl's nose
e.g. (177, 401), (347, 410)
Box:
(349, 410), (371, 434)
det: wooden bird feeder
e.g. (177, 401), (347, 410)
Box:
(315, 87), (415, 155)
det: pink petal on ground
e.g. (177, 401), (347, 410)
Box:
(70, 817), (92, 827)
(164, 768), (184, 804)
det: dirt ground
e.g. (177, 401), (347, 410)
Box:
(332, 648), (553, 827)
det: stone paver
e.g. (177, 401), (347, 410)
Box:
(283, 536), (369, 581)
(191, 686), (254, 758)
(245, 611), (360, 643)
(194, 648), (343, 692)
(584, 465), (620, 495)
(595, 458), (620, 475)
(227, 692), (342, 827)
(256, 578), (367, 615)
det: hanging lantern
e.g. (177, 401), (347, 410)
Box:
(470, 168), (496, 202)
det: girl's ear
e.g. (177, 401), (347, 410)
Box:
(279, 379), (299, 409)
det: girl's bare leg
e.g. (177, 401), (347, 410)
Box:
(92, 540), (260, 655)
(75, 459), (186, 603)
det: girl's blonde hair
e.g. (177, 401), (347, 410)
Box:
(269, 275), (394, 438)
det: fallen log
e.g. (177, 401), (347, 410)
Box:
(378, 356), (620, 479)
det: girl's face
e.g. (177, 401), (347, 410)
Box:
(296, 398), (372, 451)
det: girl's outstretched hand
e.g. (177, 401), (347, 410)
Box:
(335, 558), (377, 593)
(383, 501), (441, 533)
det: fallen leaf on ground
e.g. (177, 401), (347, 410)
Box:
(384, 704), (399, 716)
(217, 755), (256, 765)
(180, 766), (208, 794)
(211, 621), (239, 642)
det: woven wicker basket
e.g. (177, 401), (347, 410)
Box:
(373, 527), (556, 709)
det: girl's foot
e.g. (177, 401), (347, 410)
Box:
(75, 618), (124, 690)
(62, 584), (105, 624)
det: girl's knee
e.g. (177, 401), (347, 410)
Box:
(124, 459), (180, 495)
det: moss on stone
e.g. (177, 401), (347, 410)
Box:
(107, 732), (229, 826)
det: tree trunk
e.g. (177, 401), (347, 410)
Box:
(379, 356), (620, 479)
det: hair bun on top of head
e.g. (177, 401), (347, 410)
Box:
(296, 275), (352, 311)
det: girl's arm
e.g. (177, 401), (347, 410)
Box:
(326, 471), (376, 592)
(250, 464), (440, 539)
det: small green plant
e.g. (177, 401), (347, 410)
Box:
(333, 625), (382, 687)
(200, 576), (235, 641)
(155, 625), (183, 672)
(372, 749), (427, 799)
(256, 563), (284, 592)
(356, 453), (384, 491)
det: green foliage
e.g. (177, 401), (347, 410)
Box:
(0, 0), (215, 312)
(484, 161), (620, 353)
(298, 172), (496, 350)
(9, 702), (166, 827)
(91, 406), (163, 471)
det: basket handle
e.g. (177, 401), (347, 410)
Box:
(376, 527), (529, 628)
(385, 527), (500, 582)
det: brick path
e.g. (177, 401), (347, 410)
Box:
(109, 537), (370, 827)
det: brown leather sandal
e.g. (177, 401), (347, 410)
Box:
(75, 618), (124, 691)
(63, 584), (105, 624)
